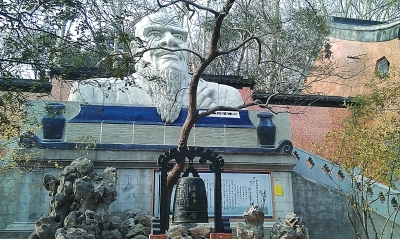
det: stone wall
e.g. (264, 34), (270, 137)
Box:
(111, 168), (154, 217)
(291, 172), (354, 239)
(292, 172), (400, 239)
(0, 171), (50, 234)
(0, 168), (154, 235)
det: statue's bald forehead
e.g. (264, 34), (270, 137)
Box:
(135, 12), (184, 36)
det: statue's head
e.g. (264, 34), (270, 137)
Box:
(134, 12), (188, 73)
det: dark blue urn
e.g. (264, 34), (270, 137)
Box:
(42, 103), (66, 141)
(256, 112), (276, 148)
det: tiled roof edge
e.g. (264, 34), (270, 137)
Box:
(0, 78), (52, 93)
(252, 92), (354, 108)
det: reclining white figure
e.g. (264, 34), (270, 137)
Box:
(69, 12), (243, 123)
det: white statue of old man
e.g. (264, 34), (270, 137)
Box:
(68, 12), (243, 123)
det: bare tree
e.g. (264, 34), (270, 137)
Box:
(185, 0), (330, 94)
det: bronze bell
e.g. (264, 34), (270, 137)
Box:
(172, 176), (208, 223)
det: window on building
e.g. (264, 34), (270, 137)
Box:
(376, 56), (390, 77)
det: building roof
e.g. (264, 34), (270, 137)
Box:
(49, 67), (135, 80)
(0, 78), (52, 93)
(252, 92), (353, 108)
(200, 74), (256, 89)
(328, 16), (400, 42)
(305, 15), (400, 97)
(50, 67), (257, 89)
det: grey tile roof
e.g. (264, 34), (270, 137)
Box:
(200, 74), (256, 89)
(50, 67), (257, 89)
(252, 92), (353, 108)
(0, 78), (52, 93)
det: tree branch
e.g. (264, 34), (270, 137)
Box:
(193, 92), (280, 122)
(157, 0), (219, 15)
(218, 36), (262, 64)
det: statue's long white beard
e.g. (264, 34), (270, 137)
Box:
(138, 66), (189, 123)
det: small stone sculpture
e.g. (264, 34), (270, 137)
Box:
(167, 223), (214, 239)
(270, 213), (307, 239)
(237, 204), (265, 239)
(188, 225), (213, 239)
(28, 157), (152, 239)
(168, 224), (188, 239)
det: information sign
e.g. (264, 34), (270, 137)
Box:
(153, 171), (273, 218)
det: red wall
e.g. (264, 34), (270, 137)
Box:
(239, 87), (349, 156)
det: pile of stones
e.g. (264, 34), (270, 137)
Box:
(28, 157), (152, 239)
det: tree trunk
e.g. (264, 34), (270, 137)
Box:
(162, 1), (236, 231)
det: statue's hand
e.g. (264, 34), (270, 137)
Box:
(197, 81), (217, 108)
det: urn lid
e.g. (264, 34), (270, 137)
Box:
(45, 102), (65, 110)
(257, 112), (273, 118)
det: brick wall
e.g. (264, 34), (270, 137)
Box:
(289, 106), (349, 155)
(239, 87), (350, 157)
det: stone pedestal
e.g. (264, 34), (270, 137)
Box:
(149, 234), (167, 239)
(210, 233), (233, 239)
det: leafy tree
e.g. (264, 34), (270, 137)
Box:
(317, 70), (400, 239)
(322, 71), (400, 184)
(0, 0), (145, 169)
